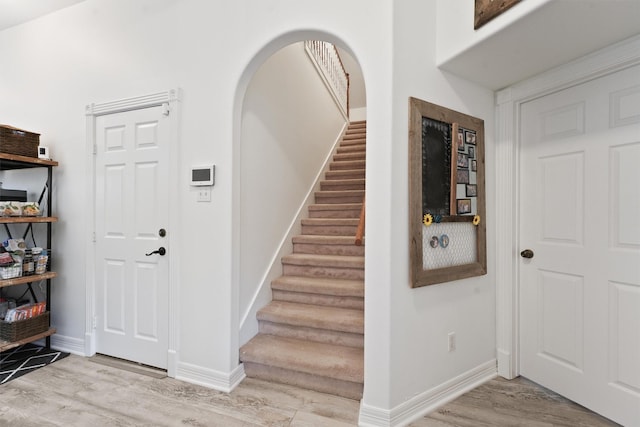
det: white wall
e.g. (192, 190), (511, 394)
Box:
(360, 0), (497, 422)
(239, 42), (346, 344)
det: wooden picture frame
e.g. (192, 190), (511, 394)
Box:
(474, 0), (521, 29)
(409, 97), (487, 287)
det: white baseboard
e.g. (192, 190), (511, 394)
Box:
(49, 334), (86, 356)
(175, 361), (246, 393)
(359, 359), (497, 427)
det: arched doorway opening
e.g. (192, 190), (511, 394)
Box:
(232, 33), (367, 399)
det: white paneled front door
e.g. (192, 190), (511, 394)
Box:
(94, 105), (170, 369)
(519, 64), (640, 426)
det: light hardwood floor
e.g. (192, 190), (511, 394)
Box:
(0, 354), (619, 426)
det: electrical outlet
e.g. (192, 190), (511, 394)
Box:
(448, 332), (456, 352)
(197, 189), (211, 202)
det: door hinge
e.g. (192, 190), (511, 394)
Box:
(93, 144), (97, 155)
(92, 316), (97, 329)
(92, 232), (96, 243)
(162, 102), (170, 116)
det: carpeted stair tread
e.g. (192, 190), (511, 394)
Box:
(339, 139), (366, 147)
(315, 190), (365, 204)
(292, 234), (364, 256)
(301, 218), (359, 226)
(308, 203), (362, 211)
(316, 189), (365, 196)
(343, 134), (366, 140)
(334, 152), (365, 161)
(282, 253), (364, 269)
(258, 301), (363, 334)
(239, 334), (363, 383)
(293, 234), (361, 245)
(272, 275), (364, 297)
(337, 144), (366, 154)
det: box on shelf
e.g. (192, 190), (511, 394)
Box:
(0, 312), (49, 342)
(0, 125), (40, 158)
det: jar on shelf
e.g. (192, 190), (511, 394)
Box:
(22, 249), (34, 276)
(33, 248), (48, 275)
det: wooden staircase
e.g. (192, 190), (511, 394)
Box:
(239, 121), (366, 400)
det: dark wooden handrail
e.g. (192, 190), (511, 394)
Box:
(355, 195), (365, 246)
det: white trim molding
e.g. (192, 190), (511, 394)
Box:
(49, 334), (85, 356)
(176, 361), (246, 393)
(495, 35), (640, 379)
(84, 88), (182, 375)
(359, 360), (497, 427)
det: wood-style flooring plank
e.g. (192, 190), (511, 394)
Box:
(0, 355), (619, 427)
(410, 377), (620, 427)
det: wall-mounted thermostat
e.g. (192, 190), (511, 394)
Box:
(191, 165), (215, 186)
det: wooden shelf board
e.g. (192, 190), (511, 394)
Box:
(0, 327), (56, 352)
(0, 271), (57, 288)
(0, 216), (58, 224)
(0, 152), (58, 167)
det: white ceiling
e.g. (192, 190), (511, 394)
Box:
(0, 0), (86, 31)
(439, 0), (640, 90)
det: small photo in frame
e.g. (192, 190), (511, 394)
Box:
(466, 184), (477, 197)
(457, 129), (465, 151)
(457, 198), (472, 214)
(467, 146), (475, 159)
(471, 160), (477, 172)
(457, 169), (469, 184)
(457, 153), (469, 168)
(465, 130), (476, 145)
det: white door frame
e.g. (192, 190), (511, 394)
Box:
(85, 89), (181, 377)
(495, 36), (640, 379)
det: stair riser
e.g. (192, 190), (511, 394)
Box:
(259, 321), (363, 348)
(301, 224), (358, 236)
(272, 289), (364, 310)
(324, 170), (365, 180)
(330, 161), (365, 171)
(320, 183), (365, 192)
(315, 194), (364, 204)
(308, 208), (361, 219)
(343, 134), (366, 140)
(242, 363), (363, 400)
(340, 140), (366, 148)
(293, 242), (364, 256)
(333, 153), (365, 162)
(282, 264), (364, 280)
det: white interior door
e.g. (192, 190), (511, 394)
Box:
(519, 65), (640, 426)
(94, 105), (170, 369)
